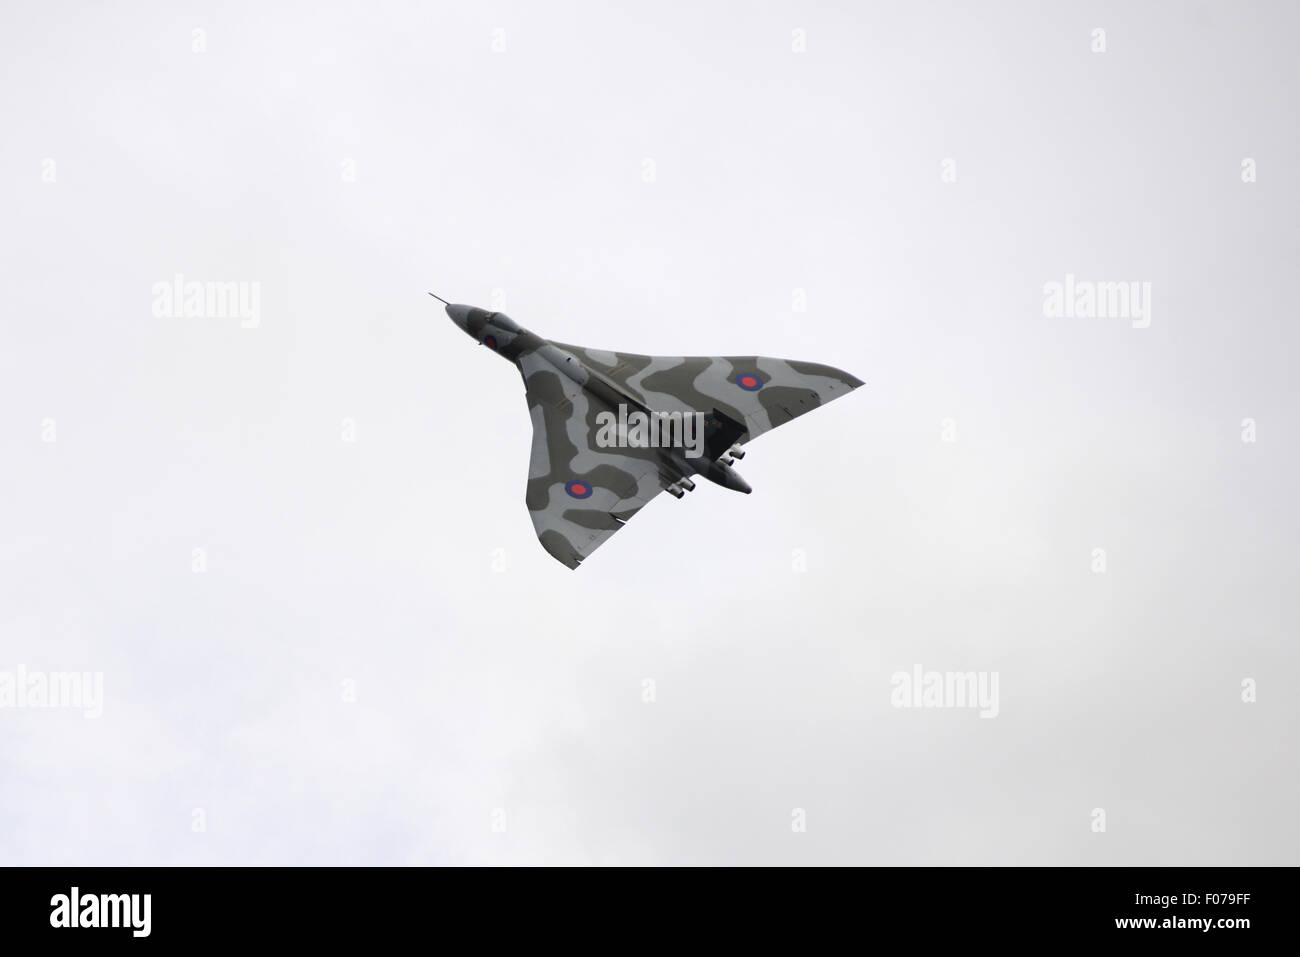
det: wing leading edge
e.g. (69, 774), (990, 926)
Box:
(548, 344), (863, 444)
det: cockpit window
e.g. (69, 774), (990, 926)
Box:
(491, 314), (521, 333)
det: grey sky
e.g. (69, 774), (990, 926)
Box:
(1, 0), (1296, 865)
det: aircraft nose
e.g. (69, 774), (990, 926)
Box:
(445, 303), (473, 331)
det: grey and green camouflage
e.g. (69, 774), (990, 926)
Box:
(438, 296), (863, 569)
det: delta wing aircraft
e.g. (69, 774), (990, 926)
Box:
(434, 295), (863, 569)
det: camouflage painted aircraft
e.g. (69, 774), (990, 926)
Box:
(435, 295), (863, 569)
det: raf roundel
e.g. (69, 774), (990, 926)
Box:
(483, 334), (498, 350)
(565, 480), (594, 499)
(735, 373), (763, 392)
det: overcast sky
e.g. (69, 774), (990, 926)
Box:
(1, 0), (1296, 865)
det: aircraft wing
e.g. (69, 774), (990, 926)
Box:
(549, 344), (863, 445)
(518, 352), (669, 569)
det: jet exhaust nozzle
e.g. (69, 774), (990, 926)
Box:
(706, 460), (751, 494)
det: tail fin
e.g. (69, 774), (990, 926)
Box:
(702, 408), (747, 461)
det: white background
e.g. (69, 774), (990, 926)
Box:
(1, 1), (1296, 864)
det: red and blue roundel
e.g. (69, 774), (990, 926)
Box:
(565, 479), (594, 499)
(483, 334), (498, 350)
(734, 372), (763, 391)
